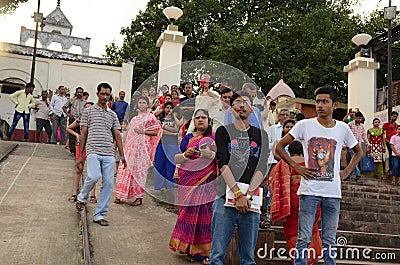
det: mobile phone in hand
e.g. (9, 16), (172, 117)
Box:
(200, 143), (207, 150)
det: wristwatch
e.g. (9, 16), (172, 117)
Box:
(245, 194), (253, 201)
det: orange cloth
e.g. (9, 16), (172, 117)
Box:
(268, 160), (291, 222)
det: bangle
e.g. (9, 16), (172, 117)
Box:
(235, 193), (245, 201)
(143, 130), (146, 135)
(182, 152), (189, 160)
(210, 151), (216, 160)
(233, 190), (242, 196)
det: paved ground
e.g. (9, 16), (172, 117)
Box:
(0, 140), (190, 265)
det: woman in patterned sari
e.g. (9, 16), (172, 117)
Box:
(367, 118), (386, 179)
(114, 96), (162, 206)
(169, 109), (217, 265)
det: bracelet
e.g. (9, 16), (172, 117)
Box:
(235, 193), (245, 201)
(233, 190), (242, 196)
(182, 152), (189, 160)
(143, 130), (146, 135)
(210, 151), (216, 160)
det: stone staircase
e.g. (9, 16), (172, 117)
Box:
(265, 176), (400, 264)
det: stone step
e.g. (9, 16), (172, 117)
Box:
(341, 202), (400, 215)
(342, 183), (400, 195)
(341, 196), (400, 206)
(272, 241), (400, 263)
(271, 226), (400, 249)
(340, 210), (398, 225)
(339, 220), (400, 235)
(342, 177), (396, 188)
(341, 190), (400, 202)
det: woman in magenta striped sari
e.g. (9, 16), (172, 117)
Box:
(169, 109), (217, 264)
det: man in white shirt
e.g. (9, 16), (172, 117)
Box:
(50, 85), (68, 145)
(276, 86), (362, 265)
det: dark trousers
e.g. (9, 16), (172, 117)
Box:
(387, 142), (393, 173)
(68, 117), (79, 155)
(8, 111), (30, 140)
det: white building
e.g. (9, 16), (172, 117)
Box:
(0, 2), (133, 140)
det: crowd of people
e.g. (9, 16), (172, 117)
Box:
(6, 76), (400, 265)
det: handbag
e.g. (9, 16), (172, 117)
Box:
(361, 156), (375, 172)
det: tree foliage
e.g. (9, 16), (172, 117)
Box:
(105, 0), (369, 102)
(0, 0), (28, 15)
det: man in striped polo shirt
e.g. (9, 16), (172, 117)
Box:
(75, 83), (126, 226)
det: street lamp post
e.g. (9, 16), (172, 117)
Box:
(384, 1), (397, 121)
(30, 0), (44, 84)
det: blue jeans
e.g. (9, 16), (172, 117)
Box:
(8, 111), (30, 140)
(295, 195), (340, 265)
(210, 197), (260, 265)
(345, 148), (361, 180)
(77, 154), (115, 221)
(391, 156), (400, 177)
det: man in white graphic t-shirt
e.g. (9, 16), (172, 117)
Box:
(276, 86), (362, 265)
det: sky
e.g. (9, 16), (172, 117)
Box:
(0, 0), (394, 57)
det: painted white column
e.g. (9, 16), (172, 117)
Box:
(344, 53), (380, 126)
(156, 24), (187, 88)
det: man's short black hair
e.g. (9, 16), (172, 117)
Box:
(26, 82), (35, 89)
(97, 82), (112, 92)
(391, 111), (398, 116)
(220, 88), (232, 95)
(75, 86), (84, 92)
(230, 91), (253, 106)
(270, 101), (277, 106)
(83, 91), (89, 96)
(354, 111), (364, 118)
(314, 86), (338, 103)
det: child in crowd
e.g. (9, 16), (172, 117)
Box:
(390, 125), (400, 185)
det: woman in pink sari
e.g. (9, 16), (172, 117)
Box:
(169, 109), (217, 265)
(114, 96), (162, 206)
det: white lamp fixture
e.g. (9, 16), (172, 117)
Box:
(163, 6), (183, 24)
(352, 33), (372, 57)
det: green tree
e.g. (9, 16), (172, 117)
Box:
(106, 0), (364, 101)
(0, 0), (28, 15)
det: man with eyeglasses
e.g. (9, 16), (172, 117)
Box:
(211, 91), (269, 265)
(223, 83), (263, 129)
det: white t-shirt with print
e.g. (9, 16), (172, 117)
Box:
(289, 118), (358, 198)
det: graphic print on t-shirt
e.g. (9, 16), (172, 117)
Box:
(307, 137), (337, 181)
(228, 136), (260, 168)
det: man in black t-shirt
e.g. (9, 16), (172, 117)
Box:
(210, 91), (269, 265)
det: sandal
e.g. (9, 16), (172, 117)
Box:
(185, 255), (196, 262)
(68, 194), (77, 203)
(89, 196), (97, 203)
(75, 200), (86, 211)
(202, 257), (210, 265)
(130, 198), (143, 206)
(114, 198), (121, 204)
(93, 219), (109, 226)
(259, 218), (271, 229)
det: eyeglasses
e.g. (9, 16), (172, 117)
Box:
(232, 100), (251, 106)
(194, 116), (208, 120)
(222, 96), (231, 99)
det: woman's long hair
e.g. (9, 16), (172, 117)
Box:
(193, 109), (212, 136)
(160, 101), (174, 119)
